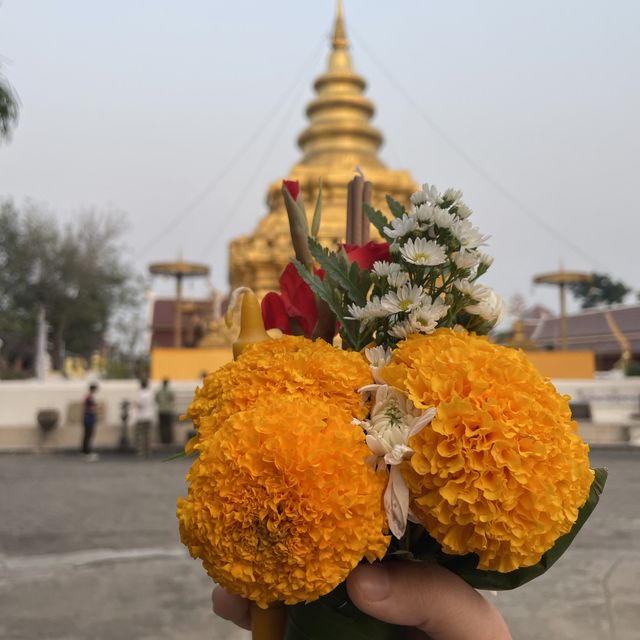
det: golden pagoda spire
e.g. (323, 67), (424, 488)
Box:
(297, 1), (384, 168)
(332, 0), (349, 50)
(228, 2), (416, 297)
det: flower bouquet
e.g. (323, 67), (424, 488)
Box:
(177, 178), (606, 640)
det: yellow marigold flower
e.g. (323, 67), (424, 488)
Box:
(382, 328), (594, 573)
(177, 394), (389, 608)
(186, 335), (372, 452)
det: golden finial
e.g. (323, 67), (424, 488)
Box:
(332, 0), (349, 50)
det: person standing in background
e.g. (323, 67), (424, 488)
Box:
(134, 379), (154, 457)
(155, 378), (175, 444)
(81, 383), (100, 461)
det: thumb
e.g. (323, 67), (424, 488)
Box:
(346, 562), (511, 640)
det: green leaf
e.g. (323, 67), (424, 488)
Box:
(385, 195), (406, 219)
(283, 185), (309, 236)
(364, 204), (389, 237)
(311, 179), (323, 239)
(413, 467), (608, 590)
(162, 450), (187, 462)
(307, 239), (367, 307)
(285, 581), (403, 640)
(348, 259), (372, 307)
(292, 260), (344, 322)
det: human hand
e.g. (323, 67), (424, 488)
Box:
(212, 561), (511, 640)
(346, 562), (511, 640)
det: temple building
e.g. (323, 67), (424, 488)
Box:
(524, 303), (640, 371)
(149, 3), (416, 359)
(228, 2), (417, 296)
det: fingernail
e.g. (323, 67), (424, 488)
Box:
(352, 564), (391, 602)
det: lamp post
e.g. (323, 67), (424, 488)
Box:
(533, 269), (592, 350)
(148, 260), (210, 348)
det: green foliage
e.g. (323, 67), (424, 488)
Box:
(0, 367), (30, 380)
(385, 195), (406, 219)
(283, 467), (607, 638)
(569, 272), (631, 309)
(308, 238), (371, 307)
(625, 360), (640, 377)
(0, 71), (19, 141)
(293, 241), (374, 351)
(310, 179), (323, 239)
(285, 581), (402, 640)
(412, 467), (607, 590)
(364, 204), (389, 236)
(0, 200), (142, 373)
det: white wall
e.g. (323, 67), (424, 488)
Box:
(1, 377), (638, 451)
(554, 378), (640, 423)
(0, 379), (201, 429)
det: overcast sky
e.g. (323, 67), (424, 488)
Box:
(1, 0), (638, 317)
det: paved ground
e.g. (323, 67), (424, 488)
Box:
(0, 448), (637, 639)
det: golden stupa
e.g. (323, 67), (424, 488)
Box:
(229, 1), (417, 296)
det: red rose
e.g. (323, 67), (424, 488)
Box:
(342, 241), (391, 271)
(282, 180), (300, 201)
(261, 262), (318, 337)
(261, 292), (290, 334)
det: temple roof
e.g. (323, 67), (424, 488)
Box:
(530, 304), (640, 356)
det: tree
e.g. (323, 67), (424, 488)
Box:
(568, 272), (631, 309)
(0, 70), (19, 141)
(0, 200), (143, 374)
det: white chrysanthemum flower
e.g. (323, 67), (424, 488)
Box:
(430, 296), (450, 320)
(422, 296), (449, 320)
(450, 219), (490, 249)
(420, 183), (440, 205)
(431, 207), (455, 229)
(356, 384), (436, 538)
(387, 270), (410, 288)
(372, 261), (403, 277)
(414, 204), (436, 223)
(440, 188), (463, 205)
(452, 249), (480, 270)
(346, 303), (369, 320)
(399, 237), (446, 266)
(453, 278), (485, 299)
(409, 309), (439, 334)
(465, 287), (506, 324)
(381, 284), (427, 314)
(347, 296), (389, 321)
(365, 345), (393, 369)
(410, 190), (428, 206)
(454, 202), (473, 219)
(365, 345), (394, 384)
(388, 317), (419, 339)
(478, 252), (494, 268)
(406, 296), (449, 335)
(383, 214), (419, 239)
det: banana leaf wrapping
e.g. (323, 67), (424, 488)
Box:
(284, 582), (403, 640)
(282, 468), (606, 640)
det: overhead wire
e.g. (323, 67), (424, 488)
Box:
(198, 67), (313, 260)
(137, 36), (325, 259)
(350, 27), (603, 271)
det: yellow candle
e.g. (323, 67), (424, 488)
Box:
(232, 290), (271, 359)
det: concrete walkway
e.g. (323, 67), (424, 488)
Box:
(0, 449), (637, 639)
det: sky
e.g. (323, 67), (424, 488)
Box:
(1, 0), (639, 318)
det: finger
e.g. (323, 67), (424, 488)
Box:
(212, 585), (252, 631)
(347, 563), (511, 640)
